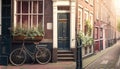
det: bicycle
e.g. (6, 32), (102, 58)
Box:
(9, 39), (51, 66)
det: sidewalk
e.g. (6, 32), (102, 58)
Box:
(83, 41), (119, 68)
(0, 61), (76, 69)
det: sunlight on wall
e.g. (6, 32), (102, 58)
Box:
(114, 0), (120, 9)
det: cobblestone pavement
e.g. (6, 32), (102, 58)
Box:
(84, 41), (120, 69)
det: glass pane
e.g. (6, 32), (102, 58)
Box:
(16, 15), (21, 28)
(17, 1), (21, 13)
(58, 6), (69, 10)
(33, 15), (37, 27)
(38, 15), (43, 27)
(33, 1), (37, 13)
(22, 1), (28, 13)
(30, 2), (32, 13)
(22, 15), (28, 29)
(2, 0), (11, 5)
(38, 1), (43, 13)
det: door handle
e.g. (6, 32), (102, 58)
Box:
(8, 27), (11, 31)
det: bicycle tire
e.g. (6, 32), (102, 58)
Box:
(36, 47), (51, 64)
(9, 48), (26, 66)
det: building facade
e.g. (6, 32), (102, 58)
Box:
(76, 0), (94, 57)
(0, 0), (77, 64)
(0, 0), (118, 65)
(94, 0), (116, 52)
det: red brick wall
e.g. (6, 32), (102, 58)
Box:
(76, 0), (94, 33)
(44, 0), (53, 39)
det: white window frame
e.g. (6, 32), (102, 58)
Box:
(13, 0), (44, 30)
(78, 7), (83, 31)
(89, 13), (93, 25)
(84, 10), (89, 21)
(85, 0), (89, 3)
(89, 13), (93, 36)
(96, 5), (99, 19)
(90, 0), (93, 6)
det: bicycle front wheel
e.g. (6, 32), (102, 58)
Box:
(9, 48), (26, 66)
(36, 47), (51, 64)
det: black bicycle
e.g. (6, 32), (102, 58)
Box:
(9, 39), (51, 66)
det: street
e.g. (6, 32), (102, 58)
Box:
(84, 41), (120, 69)
(1, 41), (120, 69)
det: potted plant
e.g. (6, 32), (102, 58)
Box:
(12, 28), (27, 40)
(27, 28), (44, 41)
(78, 31), (93, 47)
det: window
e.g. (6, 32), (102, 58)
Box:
(89, 46), (92, 53)
(100, 28), (103, 38)
(14, 0), (44, 29)
(84, 10), (89, 34)
(85, 47), (88, 54)
(58, 6), (70, 10)
(85, 0), (89, 3)
(84, 10), (88, 21)
(94, 27), (98, 39)
(78, 7), (83, 32)
(90, 13), (93, 26)
(90, 0), (93, 6)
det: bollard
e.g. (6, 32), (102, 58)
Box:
(76, 38), (82, 69)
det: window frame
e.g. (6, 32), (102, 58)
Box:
(89, 13), (93, 27)
(84, 10), (89, 34)
(84, 10), (89, 21)
(78, 7), (83, 31)
(100, 28), (103, 38)
(13, 0), (44, 30)
(94, 27), (99, 39)
(85, 0), (89, 3)
(90, 0), (93, 6)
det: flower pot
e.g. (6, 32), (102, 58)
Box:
(34, 36), (43, 41)
(13, 36), (26, 40)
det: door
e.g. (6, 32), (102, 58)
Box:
(0, 0), (11, 65)
(58, 13), (70, 50)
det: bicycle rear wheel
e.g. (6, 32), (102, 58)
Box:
(9, 48), (26, 66)
(36, 47), (51, 64)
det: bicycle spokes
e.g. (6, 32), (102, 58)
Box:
(36, 48), (51, 64)
(9, 48), (26, 66)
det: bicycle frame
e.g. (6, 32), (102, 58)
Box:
(21, 40), (38, 60)
(10, 39), (51, 65)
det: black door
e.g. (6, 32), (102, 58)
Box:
(0, 0), (11, 65)
(58, 13), (70, 50)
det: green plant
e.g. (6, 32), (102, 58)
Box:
(27, 28), (44, 38)
(78, 31), (93, 47)
(12, 28), (27, 36)
(85, 20), (93, 36)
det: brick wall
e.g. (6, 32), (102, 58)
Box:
(44, 0), (53, 39)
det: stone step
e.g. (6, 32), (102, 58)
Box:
(57, 54), (74, 57)
(57, 50), (75, 61)
(57, 57), (74, 61)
